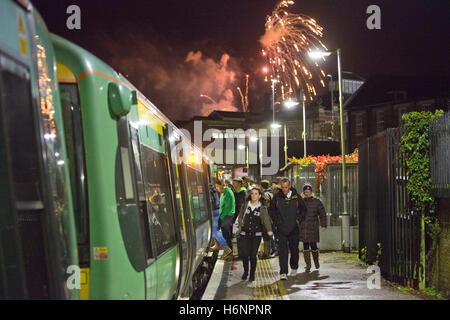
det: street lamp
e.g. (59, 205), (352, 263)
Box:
(282, 99), (306, 163)
(283, 96), (307, 158)
(309, 48), (351, 253)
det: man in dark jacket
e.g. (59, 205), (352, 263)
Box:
(271, 178), (307, 280)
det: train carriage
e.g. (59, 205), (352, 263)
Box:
(52, 34), (214, 299)
(0, 0), (216, 300)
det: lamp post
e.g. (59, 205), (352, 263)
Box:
(309, 49), (350, 252)
(271, 79), (280, 128)
(327, 74), (334, 121)
(284, 100), (302, 162)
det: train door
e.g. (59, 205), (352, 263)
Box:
(57, 65), (91, 299)
(174, 162), (196, 298)
(165, 127), (192, 299)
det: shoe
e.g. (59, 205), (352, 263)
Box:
(210, 239), (220, 252)
(270, 250), (278, 257)
(241, 271), (248, 281)
(290, 269), (297, 276)
(303, 250), (311, 273)
(248, 273), (255, 282)
(312, 250), (320, 269)
(280, 274), (288, 280)
(220, 246), (233, 260)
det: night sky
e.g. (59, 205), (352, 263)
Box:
(34, 0), (450, 121)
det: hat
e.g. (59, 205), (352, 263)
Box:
(261, 179), (270, 184)
(303, 182), (313, 191)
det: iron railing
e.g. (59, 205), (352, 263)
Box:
(430, 112), (450, 198)
(359, 128), (422, 288)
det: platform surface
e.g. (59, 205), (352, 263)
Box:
(203, 251), (424, 300)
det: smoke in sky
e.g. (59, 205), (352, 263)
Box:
(97, 30), (240, 121)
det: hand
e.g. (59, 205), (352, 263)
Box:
(267, 231), (273, 237)
(322, 227), (327, 232)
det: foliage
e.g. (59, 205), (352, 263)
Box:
(400, 110), (444, 215)
(423, 286), (446, 300)
(400, 110), (444, 288)
(360, 243), (381, 266)
(289, 149), (358, 191)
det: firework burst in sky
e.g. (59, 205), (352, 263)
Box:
(260, 0), (328, 101)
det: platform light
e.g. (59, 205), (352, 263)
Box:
(271, 122), (281, 129)
(284, 100), (299, 108)
(189, 153), (198, 164)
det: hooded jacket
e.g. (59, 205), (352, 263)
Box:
(270, 187), (307, 235)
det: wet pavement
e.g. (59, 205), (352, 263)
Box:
(202, 251), (425, 300)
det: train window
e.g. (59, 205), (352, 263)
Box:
(186, 167), (208, 228)
(59, 83), (90, 259)
(120, 147), (135, 199)
(129, 127), (154, 264)
(141, 145), (177, 256)
(0, 56), (41, 203)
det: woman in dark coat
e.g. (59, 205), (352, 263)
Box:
(299, 182), (327, 272)
(236, 188), (273, 282)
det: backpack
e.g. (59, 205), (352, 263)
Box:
(209, 185), (220, 210)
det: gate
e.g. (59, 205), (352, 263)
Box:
(359, 128), (422, 287)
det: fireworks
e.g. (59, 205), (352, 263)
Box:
(237, 74), (249, 112)
(260, 0), (328, 101)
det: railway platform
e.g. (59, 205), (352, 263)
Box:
(202, 250), (424, 300)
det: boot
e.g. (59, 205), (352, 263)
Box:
(303, 250), (311, 273)
(312, 250), (320, 269)
(210, 239), (220, 252)
(221, 245), (233, 260)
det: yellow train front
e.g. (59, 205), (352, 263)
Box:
(0, 0), (216, 300)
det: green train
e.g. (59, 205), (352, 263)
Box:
(0, 0), (217, 300)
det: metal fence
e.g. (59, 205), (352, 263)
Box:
(359, 128), (422, 287)
(430, 112), (450, 198)
(287, 163), (359, 227)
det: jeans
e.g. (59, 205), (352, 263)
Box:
(240, 236), (262, 276)
(219, 214), (234, 249)
(212, 209), (227, 248)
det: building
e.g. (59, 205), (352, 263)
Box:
(176, 107), (340, 181)
(344, 75), (450, 152)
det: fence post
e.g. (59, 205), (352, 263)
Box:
(419, 213), (426, 290)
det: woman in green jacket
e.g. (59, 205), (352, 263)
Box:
(236, 188), (273, 282)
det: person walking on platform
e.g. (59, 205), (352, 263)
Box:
(259, 180), (275, 259)
(209, 183), (229, 254)
(214, 180), (235, 260)
(232, 177), (247, 259)
(299, 182), (327, 272)
(236, 187), (273, 282)
(271, 178), (307, 280)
